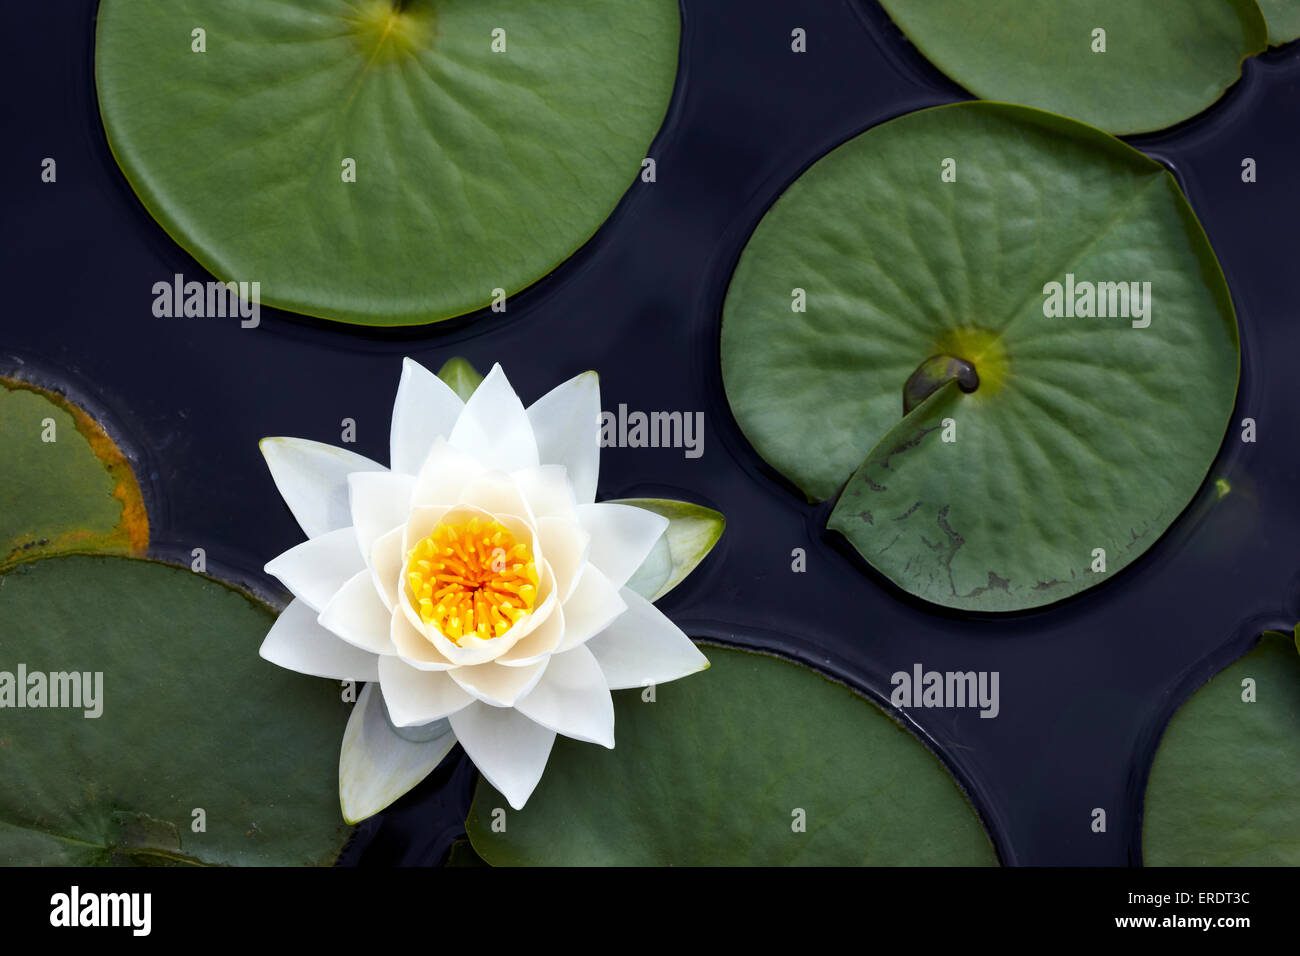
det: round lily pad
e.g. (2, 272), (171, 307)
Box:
(95, 0), (679, 326)
(0, 378), (147, 571)
(721, 102), (1238, 612)
(1260, 0), (1300, 44)
(1143, 628), (1300, 865)
(877, 0), (1267, 134)
(0, 555), (351, 865)
(465, 646), (996, 865)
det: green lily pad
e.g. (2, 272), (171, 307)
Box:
(465, 645), (996, 865)
(0, 379), (148, 572)
(721, 102), (1238, 612)
(1143, 628), (1300, 865)
(95, 0), (679, 326)
(1260, 0), (1300, 43)
(877, 0), (1267, 134)
(614, 498), (725, 602)
(0, 555), (352, 865)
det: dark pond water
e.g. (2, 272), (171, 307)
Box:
(2, 0), (1298, 865)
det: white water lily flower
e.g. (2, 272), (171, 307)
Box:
(258, 359), (711, 817)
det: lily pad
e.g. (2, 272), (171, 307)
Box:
(0, 555), (352, 865)
(877, 0), (1267, 134)
(95, 0), (679, 326)
(721, 102), (1238, 612)
(1143, 628), (1300, 865)
(614, 498), (725, 602)
(465, 645), (996, 865)
(1260, 0), (1300, 43)
(0, 379), (147, 571)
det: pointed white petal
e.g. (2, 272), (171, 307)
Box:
(260, 437), (385, 539)
(515, 645), (614, 747)
(511, 464), (578, 520)
(389, 357), (465, 476)
(585, 587), (710, 690)
(456, 471), (535, 524)
(575, 502), (669, 589)
(339, 683), (457, 824)
(260, 598), (379, 681)
(349, 471), (415, 559)
(449, 701), (556, 810)
(556, 564), (627, 652)
(411, 439), (486, 508)
(318, 570), (397, 656)
(448, 364), (539, 472)
(526, 371), (600, 504)
(449, 658), (549, 708)
(390, 606), (457, 670)
(377, 655), (475, 727)
(369, 525), (404, 612)
(264, 527), (364, 613)
(535, 516), (590, 602)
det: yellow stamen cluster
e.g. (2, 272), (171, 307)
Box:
(405, 518), (539, 644)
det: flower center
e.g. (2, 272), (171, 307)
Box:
(405, 517), (538, 644)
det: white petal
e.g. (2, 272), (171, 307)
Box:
(511, 464), (578, 519)
(515, 644), (614, 748)
(264, 527), (364, 613)
(535, 516), (590, 602)
(448, 364), (539, 472)
(411, 439), (486, 508)
(556, 564), (627, 652)
(575, 502), (669, 589)
(369, 525), (404, 612)
(377, 655), (475, 726)
(318, 570), (397, 656)
(450, 701), (556, 810)
(390, 606), (457, 671)
(456, 471), (535, 524)
(339, 683), (457, 824)
(260, 598), (379, 681)
(349, 471), (415, 559)
(526, 371), (600, 504)
(449, 658), (549, 708)
(496, 603), (566, 667)
(585, 587), (710, 690)
(260, 437), (385, 539)
(389, 357), (465, 476)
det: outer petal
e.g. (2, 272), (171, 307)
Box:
(449, 701), (556, 810)
(389, 357), (465, 476)
(511, 464), (578, 520)
(260, 598), (379, 682)
(377, 655), (475, 727)
(449, 658), (549, 708)
(318, 570), (397, 656)
(585, 587), (710, 690)
(260, 437), (385, 539)
(448, 364), (539, 472)
(575, 502), (669, 589)
(339, 683), (457, 824)
(349, 471), (415, 558)
(526, 371), (600, 504)
(264, 527), (364, 613)
(555, 564), (627, 652)
(514, 644), (615, 748)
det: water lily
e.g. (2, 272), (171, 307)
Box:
(257, 359), (713, 818)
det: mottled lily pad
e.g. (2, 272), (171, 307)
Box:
(95, 0), (679, 325)
(465, 646), (996, 865)
(877, 0), (1267, 133)
(0, 379), (147, 571)
(1143, 628), (1300, 865)
(0, 555), (352, 865)
(721, 102), (1238, 612)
